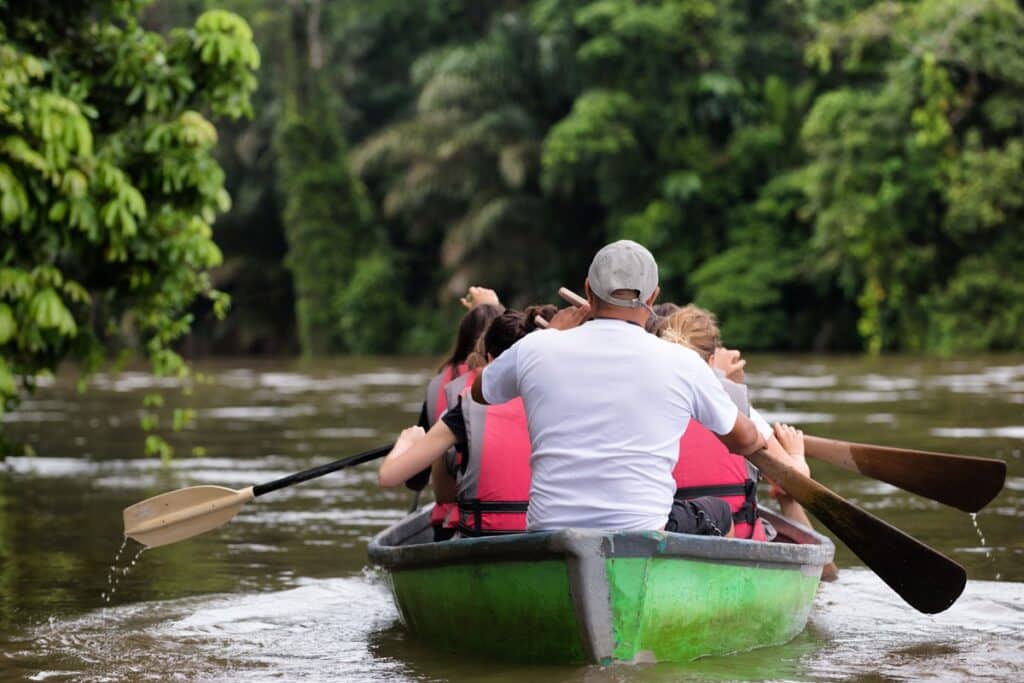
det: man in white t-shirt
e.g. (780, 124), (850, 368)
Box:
(471, 240), (766, 532)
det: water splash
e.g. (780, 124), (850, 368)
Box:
(101, 540), (146, 604)
(100, 537), (129, 602)
(969, 513), (993, 561)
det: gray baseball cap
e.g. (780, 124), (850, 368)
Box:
(587, 240), (659, 308)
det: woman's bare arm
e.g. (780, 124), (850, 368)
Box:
(378, 421), (457, 488)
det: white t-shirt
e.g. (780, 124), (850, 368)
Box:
(482, 318), (740, 531)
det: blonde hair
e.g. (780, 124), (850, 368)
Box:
(659, 304), (720, 361)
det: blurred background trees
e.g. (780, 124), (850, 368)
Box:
(4, 0), (1024, 390)
(170, 0), (1024, 358)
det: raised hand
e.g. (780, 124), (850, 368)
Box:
(549, 304), (590, 330)
(460, 286), (501, 309)
(772, 423), (810, 478)
(710, 346), (746, 383)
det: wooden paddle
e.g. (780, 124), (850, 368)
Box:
(123, 444), (392, 548)
(746, 446), (965, 613)
(804, 435), (1005, 513)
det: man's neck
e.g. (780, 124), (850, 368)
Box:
(593, 306), (649, 327)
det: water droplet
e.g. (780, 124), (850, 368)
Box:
(969, 513), (992, 560)
(100, 539), (146, 604)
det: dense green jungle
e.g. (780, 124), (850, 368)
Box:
(2, 0), (1024, 435)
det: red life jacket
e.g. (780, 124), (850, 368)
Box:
(425, 363), (468, 528)
(456, 392), (531, 536)
(674, 420), (766, 541)
(425, 362), (468, 424)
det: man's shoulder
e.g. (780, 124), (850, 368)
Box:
(644, 337), (718, 382)
(516, 328), (566, 353)
(643, 333), (702, 361)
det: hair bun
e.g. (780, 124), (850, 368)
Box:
(523, 304), (557, 332)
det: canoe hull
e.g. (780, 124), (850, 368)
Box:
(369, 509), (833, 664)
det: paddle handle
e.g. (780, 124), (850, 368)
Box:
(558, 287), (588, 308)
(252, 444), (393, 497)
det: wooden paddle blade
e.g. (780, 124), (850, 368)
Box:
(123, 485), (255, 548)
(805, 435), (1006, 513)
(747, 449), (966, 614)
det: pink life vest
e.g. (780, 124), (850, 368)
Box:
(456, 392), (531, 536)
(425, 362), (468, 424)
(674, 420), (766, 541)
(425, 363), (468, 528)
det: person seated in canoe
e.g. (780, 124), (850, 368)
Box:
(658, 304), (840, 579)
(411, 291), (503, 539)
(425, 288), (503, 424)
(378, 305), (557, 537)
(470, 240), (766, 536)
(658, 304), (808, 540)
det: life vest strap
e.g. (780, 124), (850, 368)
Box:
(675, 479), (759, 530)
(457, 498), (529, 534)
(674, 483), (748, 499)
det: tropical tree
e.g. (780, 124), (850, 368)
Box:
(0, 0), (258, 453)
(353, 7), (589, 316)
(796, 0), (1024, 352)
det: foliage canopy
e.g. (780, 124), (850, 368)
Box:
(0, 0), (258, 450)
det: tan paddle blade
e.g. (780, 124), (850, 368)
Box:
(746, 448), (966, 614)
(805, 435), (1006, 513)
(123, 485), (255, 548)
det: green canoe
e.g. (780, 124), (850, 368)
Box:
(368, 507), (835, 664)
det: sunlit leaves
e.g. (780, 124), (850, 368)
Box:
(27, 289), (76, 336)
(0, 304), (15, 344)
(0, 2), (259, 455)
(543, 89), (641, 192)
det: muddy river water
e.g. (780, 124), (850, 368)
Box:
(1, 355), (1022, 681)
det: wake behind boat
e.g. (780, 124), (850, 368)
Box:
(368, 507), (835, 664)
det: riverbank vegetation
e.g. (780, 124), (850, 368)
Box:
(3, 0), (1024, 436)
(0, 0), (258, 448)
(169, 0), (1024, 358)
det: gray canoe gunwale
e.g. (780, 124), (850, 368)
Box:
(367, 507), (835, 572)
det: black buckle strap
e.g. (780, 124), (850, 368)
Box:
(675, 480), (759, 531)
(674, 483), (748, 499)
(457, 499), (529, 533)
(732, 479), (759, 526)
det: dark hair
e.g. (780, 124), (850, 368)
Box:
(439, 304), (502, 374)
(482, 305), (556, 359)
(645, 302), (680, 334)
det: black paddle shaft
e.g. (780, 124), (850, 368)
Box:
(252, 444), (393, 497)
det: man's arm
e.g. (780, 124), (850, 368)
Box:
(716, 412), (766, 455)
(687, 355), (762, 453)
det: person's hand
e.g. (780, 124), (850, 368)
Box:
(773, 423), (810, 477)
(460, 286), (500, 309)
(394, 425), (426, 452)
(549, 304), (590, 330)
(710, 346), (746, 383)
